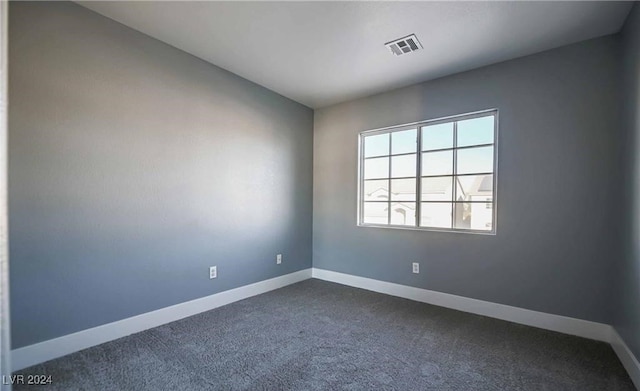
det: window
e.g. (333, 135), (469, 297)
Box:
(358, 110), (497, 234)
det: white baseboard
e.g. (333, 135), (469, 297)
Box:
(311, 268), (612, 342)
(12, 268), (312, 371)
(610, 329), (640, 390)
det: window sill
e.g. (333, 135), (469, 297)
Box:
(357, 223), (496, 235)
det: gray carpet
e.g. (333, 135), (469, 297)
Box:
(15, 279), (635, 390)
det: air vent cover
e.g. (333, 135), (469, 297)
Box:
(385, 34), (423, 56)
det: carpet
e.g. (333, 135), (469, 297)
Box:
(14, 279), (636, 390)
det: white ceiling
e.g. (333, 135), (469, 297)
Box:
(77, 1), (633, 109)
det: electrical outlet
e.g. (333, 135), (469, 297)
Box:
(209, 266), (217, 279)
(276, 254), (282, 264)
(412, 262), (419, 274)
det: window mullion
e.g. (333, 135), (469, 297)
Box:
(360, 135), (365, 225)
(452, 121), (457, 229)
(388, 134), (392, 225)
(415, 128), (422, 227)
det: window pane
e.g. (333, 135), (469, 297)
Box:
(363, 179), (389, 201)
(453, 202), (493, 231)
(392, 129), (417, 155)
(456, 146), (493, 175)
(420, 202), (452, 229)
(457, 116), (494, 147)
(421, 176), (453, 201)
(455, 175), (493, 202)
(391, 154), (416, 178)
(391, 178), (416, 201)
(364, 133), (389, 158)
(422, 123), (453, 151)
(422, 150), (453, 176)
(364, 157), (389, 179)
(391, 202), (416, 226)
(363, 202), (388, 225)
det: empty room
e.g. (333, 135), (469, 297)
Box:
(0, 0), (639, 390)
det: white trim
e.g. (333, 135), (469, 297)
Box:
(0, 0), (9, 387)
(312, 268), (611, 342)
(11, 269), (312, 371)
(610, 328), (640, 390)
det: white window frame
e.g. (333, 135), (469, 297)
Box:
(357, 109), (498, 235)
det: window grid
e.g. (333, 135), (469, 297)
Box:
(451, 120), (458, 228)
(387, 133), (391, 224)
(359, 110), (497, 234)
(415, 124), (423, 231)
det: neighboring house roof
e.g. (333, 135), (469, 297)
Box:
(365, 188), (416, 211)
(366, 174), (492, 201)
(393, 202), (415, 211)
(456, 175), (493, 199)
(477, 175), (493, 193)
(368, 187), (417, 200)
(367, 188), (389, 200)
(422, 179), (451, 194)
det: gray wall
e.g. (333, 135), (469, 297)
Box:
(9, 2), (313, 348)
(314, 36), (622, 324)
(617, 4), (640, 360)
(9, 0), (635, 355)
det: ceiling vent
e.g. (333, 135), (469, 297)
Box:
(385, 34), (423, 56)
